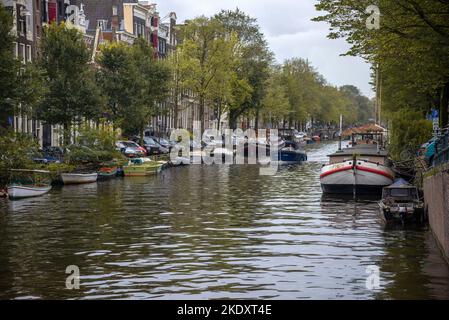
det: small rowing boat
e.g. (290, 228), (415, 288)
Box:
(97, 166), (118, 180)
(61, 172), (98, 184)
(7, 169), (52, 200)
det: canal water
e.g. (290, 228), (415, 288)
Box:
(1, 142), (449, 300)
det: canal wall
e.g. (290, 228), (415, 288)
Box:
(424, 163), (449, 263)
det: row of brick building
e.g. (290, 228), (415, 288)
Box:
(2, 0), (224, 147)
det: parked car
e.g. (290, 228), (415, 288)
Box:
(149, 136), (173, 153)
(116, 141), (147, 158)
(133, 137), (169, 155)
(32, 146), (64, 164)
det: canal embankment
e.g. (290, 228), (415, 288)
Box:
(424, 163), (449, 264)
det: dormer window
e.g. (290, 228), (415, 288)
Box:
(97, 20), (108, 30)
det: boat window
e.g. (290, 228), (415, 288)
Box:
(390, 189), (410, 197)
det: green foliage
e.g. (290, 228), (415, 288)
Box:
(97, 38), (171, 142)
(215, 9), (273, 128)
(314, 0), (449, 126)
(261, 70), (290, 125)
(0, 128), (39, 186)
(0, 3), (19, 125)
(176, 16), (236, 132)
(96, 42), (136, 128)
(34, 162), (75, 181)
(389, 110), (433, 160)
(260, 58), (372, 129)
(65, 125), (123, 165)
(37, 23), (105, 144)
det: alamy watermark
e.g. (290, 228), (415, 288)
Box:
(366, 5), (381, 30)
(169, 121), (280, 176)
(65, 265), (80, 290)
(365, 265), (381, 290)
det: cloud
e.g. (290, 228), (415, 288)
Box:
(156, 0), (373, 97)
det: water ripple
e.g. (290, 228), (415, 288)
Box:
(0, 142), (449, 299)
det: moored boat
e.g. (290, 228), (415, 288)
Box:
(7, 169), (52, 200)
(378, 179), (425, 224)
(61, 172), (98, 184)
(320, 131), (394, 195)
(278, 141), (307, 164)
(123, 158), (166, 176)
(97, 166), (118, 180)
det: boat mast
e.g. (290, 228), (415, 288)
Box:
(375, 64), (382, 125)
(338, 114), (343, 151)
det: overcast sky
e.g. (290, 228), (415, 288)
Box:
(156, 0), (373, 97)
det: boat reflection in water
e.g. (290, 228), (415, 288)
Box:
(1, 142), (449, 299)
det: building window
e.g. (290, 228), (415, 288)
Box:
(41, 0), (48, 23)
(27, 45), (32, 62)
(58, 0), (64, 17)
(18, 16), (26, 36)
(13, 42), (18, 58)
(98, 20), (107, 30)
(19, 43), (26, 64)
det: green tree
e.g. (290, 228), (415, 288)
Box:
(0, 128), (39, 187)
(177, 16), (234, 133)
(97, 42), (136, 131)
(215, 9), (273, 129)
(37, 23), (104, 145)
(166, 48), (186, 129)
(314, 0), (449, 127)
(261, 69), (291, 127)
(0, 3), (19, 127)
(123, 38), (171, 144)
(340, 85), (373, 123)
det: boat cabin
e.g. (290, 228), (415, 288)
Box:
(382, 179), (419, 203)
(329, 133), (389, 165)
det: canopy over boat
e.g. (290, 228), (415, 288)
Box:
(384, 178), (412, 189)
(342, 123), (386, 136)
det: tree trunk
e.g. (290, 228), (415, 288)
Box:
(440, 82), (449, 129)
(199, 96), (205, 135)
(173, 88), (179, 129)
(255, 108), (259, 131)
(140, 123), (145, 147)
(63, 122), (71, 147)
(229, 109), (238, 130)
(217, 105), (222, 132)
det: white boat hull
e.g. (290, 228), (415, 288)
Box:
(61, 173), (98, 185)
(8, 185), (52, 199)
(320, 160), (394, 194)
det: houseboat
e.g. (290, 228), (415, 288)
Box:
(320, 130), (395, 195)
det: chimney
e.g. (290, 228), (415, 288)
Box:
(111, 5), (118, 41)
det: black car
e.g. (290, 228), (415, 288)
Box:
(149, 137), (174, 153)
(134, 137), (169, 155)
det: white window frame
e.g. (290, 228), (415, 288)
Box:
(19, 43), (26, 64)
(13, 42), (18, 58)
(26, 45), (32, 62)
